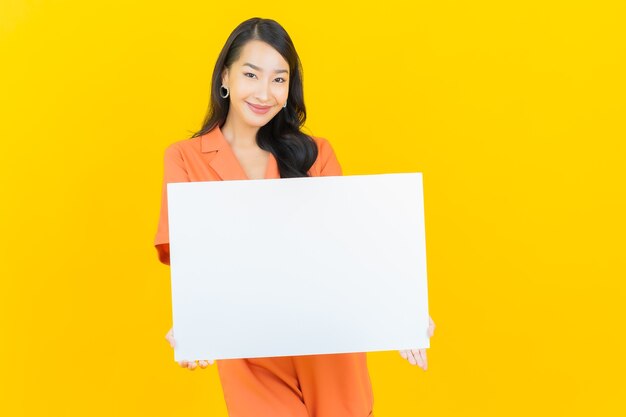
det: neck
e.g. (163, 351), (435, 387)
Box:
(221, 115), (260, 149)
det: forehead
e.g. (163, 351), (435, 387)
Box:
(236, 40), (289, 72)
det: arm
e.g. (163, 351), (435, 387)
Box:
(156, 144), (213, 369)
(154, 143), (190, 265)
(317, 137), (343, 177)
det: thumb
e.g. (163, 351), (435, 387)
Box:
(165, 331), (176, 348)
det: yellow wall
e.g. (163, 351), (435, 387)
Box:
(1, 1), (624, 415)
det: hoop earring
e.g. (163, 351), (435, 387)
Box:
(220, 85), (230, 99)
(283, 101), (287, 108)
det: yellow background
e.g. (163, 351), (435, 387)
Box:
(1, 0), (624, 415)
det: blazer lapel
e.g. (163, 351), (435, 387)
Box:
(201, 124), (280, 180)
(264, 152), (280, 179)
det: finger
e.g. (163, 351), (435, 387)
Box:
(405, 350), (417, 366)
(428, 317), (435, 337)
(415, 349), (428, 370)
(165, 330), (176, 348)
(208, 359), (215, 365)
(187, 361), (197, 370)
(408, 350), (420, 367)
(399, 350), (409, 361)
(179, 360), (188, 368)
(166, 336), (176, 348)
(412, 349), (425, 369)
(427, 326), (434, 338)
(198, 360), (208, 368)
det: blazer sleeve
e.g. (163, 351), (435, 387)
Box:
(154, 143), (190, 265)
(317, 137), (343, 177)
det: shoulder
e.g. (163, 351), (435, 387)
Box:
(161, 136), (203, 163)
(309, 135), (342, 176)
(311, 135), (335, 155)
(159, 136), (205, 181)
(163, 135), (202, 154)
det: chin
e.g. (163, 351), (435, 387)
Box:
(244, 114), (278, 128)
(243, 117), (269, 128)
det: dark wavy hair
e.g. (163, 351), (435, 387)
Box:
(189, 17), (318, 178)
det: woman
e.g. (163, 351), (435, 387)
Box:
(154, 17), (435, 417)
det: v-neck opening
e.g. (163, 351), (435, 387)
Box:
(227, 142), (275, 180)
(262, 153), (275, 179)
(237, 151), (274, 180)
(214, 124), (279, 180)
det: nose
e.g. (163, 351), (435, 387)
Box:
(254, 80), (271, 102)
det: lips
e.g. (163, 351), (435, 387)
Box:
(246, 102), (272, 114)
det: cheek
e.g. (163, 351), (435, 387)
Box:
(231, 83), (254, 99)
(273, 85), (289, 100)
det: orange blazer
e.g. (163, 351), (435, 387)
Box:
(154, 124), (343, 265)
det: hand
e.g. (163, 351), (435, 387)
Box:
(165, 327), (214, 370)
(399, 316), (435, 370)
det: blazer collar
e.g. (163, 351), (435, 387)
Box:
(200, 124), (279, 180)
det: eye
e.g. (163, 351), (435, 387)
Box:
(275, 77), (287, 83)
(244, 72), (256, 78)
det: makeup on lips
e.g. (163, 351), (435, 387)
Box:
(246, 102), (272, 114)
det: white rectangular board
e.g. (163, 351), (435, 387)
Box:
(168, 173), (429, 361)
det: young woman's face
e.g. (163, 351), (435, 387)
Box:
(222, 40), (290, 129)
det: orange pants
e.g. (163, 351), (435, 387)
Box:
(217, 352), (374, 417)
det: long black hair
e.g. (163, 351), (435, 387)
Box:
(189, 17), (318, 178)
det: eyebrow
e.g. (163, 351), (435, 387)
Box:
(243, 62), (289, 74)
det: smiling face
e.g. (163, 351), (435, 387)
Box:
(221, 40), (290, 129)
